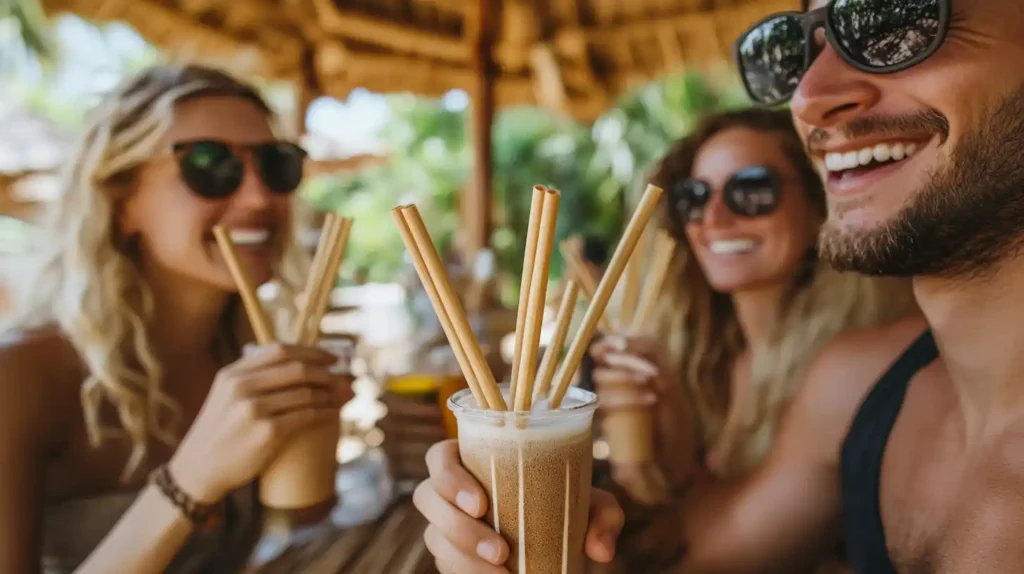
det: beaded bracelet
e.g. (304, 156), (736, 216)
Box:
(149, 464), (216, 525)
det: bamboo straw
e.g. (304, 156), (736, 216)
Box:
(398, 205), (507, 410)
(509, 185), (545, 402)
(533, 279), (579, 402)
(630, 231), (677, 333)
(298, 218), (353, 345)
(212, 225), (275, 344)
(293, 214), (339, 340)
(547, 184), (664, 408)
(619, 227), (646, 326)
(392, 208), (492, 410)
(513, 187), (560, 411)
(559, 241), (609, 330)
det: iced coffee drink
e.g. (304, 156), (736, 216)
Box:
(450, 384), (598, 574)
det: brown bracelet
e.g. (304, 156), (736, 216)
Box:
(149, 464), (216, 525)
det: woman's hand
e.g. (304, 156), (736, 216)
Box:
(590, 335), (698, 492)
(168, 343), (353, 502)
(413, 440), (624, 573)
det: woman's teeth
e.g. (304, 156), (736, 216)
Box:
(709, 239), (757, 255)
(824, 141), (919, 173)
(228, 229), (271, 246)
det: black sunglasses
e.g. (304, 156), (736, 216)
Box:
(670, 166), (782, 225)
(171, 139), (307, 200)
(734, 0), (952, 106)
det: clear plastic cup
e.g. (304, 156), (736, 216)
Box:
(448, 384), (598, 573)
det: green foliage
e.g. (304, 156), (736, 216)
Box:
(2, 0), (51, 59)
(307, 71), (748, 304)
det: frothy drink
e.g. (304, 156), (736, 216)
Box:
(450, 385), (597, 573)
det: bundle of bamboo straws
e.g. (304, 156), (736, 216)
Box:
(213, 213), (354, 347)
(559, 223), (678, 506)
(560, 228), (677, 334)
(393, 183), (664, 413)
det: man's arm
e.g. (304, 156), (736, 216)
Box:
(665, 320), (926, 573)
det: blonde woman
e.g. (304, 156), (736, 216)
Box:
(0, 64), (352, 573)
(411, 109), (917, 573)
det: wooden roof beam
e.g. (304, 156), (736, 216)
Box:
(497, 0), (539, 72)
(336, 53), (474, 94)
(553, 0), (796, 49)
(529, 44), (570, 118)
(177, 0), (221, 15)
(116, 1), (259, 58)
(415, 0), (467, 13)
(311, 0), (469, 63)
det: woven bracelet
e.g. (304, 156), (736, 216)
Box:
(149, 464), (216, 525)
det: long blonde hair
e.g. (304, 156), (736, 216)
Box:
(647, 109), (916, 476)
(1, 64), (308, 480)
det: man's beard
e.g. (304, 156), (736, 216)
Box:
(819, 87), (1024, 280)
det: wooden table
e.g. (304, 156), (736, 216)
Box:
(246, 447), (436, 574)
(250, 497), (436, 574)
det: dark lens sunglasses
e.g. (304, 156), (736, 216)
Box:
(671, 166), (782, 225)
(171, 139), (307, 200)
(734, 0), (952, 106)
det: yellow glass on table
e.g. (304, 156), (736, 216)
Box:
(386, 371), (467, 439)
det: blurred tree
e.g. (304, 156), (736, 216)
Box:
(304, 70), (747, 304)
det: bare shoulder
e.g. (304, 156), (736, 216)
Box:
(0, 327), (83, 451)
(783, 314), (929, 464)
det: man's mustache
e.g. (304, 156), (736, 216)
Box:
(806, 110), (949, 153)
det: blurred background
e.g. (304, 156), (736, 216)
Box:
(0, 1), (796, 570)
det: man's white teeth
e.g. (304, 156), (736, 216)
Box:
(825, 141), (918, 172)
(709, 239), (757, 255)
(228, 229), (270, 245)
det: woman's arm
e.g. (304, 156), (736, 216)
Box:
(74, 483), (196, 574)
(0, 337), (72, 574)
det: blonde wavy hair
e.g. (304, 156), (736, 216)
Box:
(645, 109), (916, 476)
(1, 64), (308, 480)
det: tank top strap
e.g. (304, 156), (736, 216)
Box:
(840, 330), (937, 574)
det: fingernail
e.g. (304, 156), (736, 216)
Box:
(602, 533), (617, 555)
(476, 540), (501, 563)
(607, 352), (658, 377)
(456, 491), (479, 515)
(605, 335), (627, 351)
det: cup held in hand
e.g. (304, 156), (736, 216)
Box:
(449, 384), (598, 574)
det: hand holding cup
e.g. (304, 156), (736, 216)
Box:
(413, 439), (625, 573)
(168, 343), (353, 503)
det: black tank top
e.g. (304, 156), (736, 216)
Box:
(839, 330), (938, 574)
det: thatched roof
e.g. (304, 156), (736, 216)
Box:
(43, 0), (798, 122)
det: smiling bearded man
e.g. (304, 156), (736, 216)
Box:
(818, 90), (1024, 279)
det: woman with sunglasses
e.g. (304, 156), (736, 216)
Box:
(0, 64), (351, 573)
(411, 108), (918, 573)
(587, 108), (918, 572)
